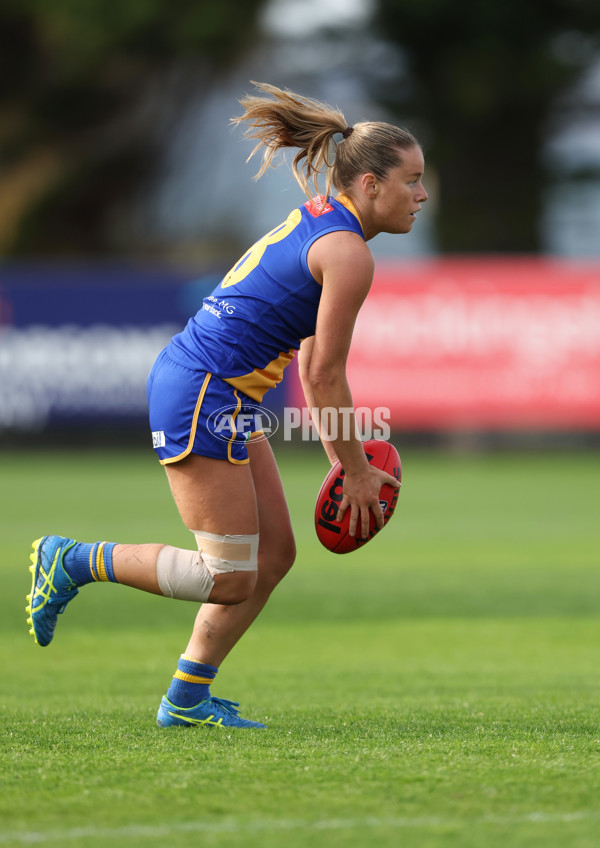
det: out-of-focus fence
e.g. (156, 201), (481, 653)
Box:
(325, 258), (600, 431)
(2, 259), (599, 438)
(0, 264), (216, 434)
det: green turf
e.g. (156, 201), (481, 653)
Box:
(1, 445), (599, 848)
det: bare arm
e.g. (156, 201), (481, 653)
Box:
(298, 336), (338, 466)
(305, 230), (399, 538)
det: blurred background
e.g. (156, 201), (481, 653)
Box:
(1, 0), (600, 449)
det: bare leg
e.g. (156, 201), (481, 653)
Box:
(184, 437), (296, 665)
(112, 544), (164, 594)
(111, 454), (260, 604)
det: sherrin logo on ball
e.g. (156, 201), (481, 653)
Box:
(314, 439), (401, 554)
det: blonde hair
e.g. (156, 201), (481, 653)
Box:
(232, 81), (419, 201)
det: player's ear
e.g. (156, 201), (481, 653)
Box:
(360, 172), (378, 197)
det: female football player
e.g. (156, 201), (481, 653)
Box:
(27, 82), (427, 728)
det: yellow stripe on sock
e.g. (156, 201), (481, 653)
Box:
(89, 546), (100, 582)
(174, 670), (214, 685)
(96, 542), (108, 582)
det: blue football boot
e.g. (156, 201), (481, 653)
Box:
(157, 696), (266, 729)
(26, 536), (79, 647)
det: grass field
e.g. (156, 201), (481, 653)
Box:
(1, 444), (599, 848)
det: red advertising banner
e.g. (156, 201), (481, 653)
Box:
(308, 259), (600, 430)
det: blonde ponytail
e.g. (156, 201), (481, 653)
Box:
(232, 82), (420, 201)
(232, 82), (347, 200)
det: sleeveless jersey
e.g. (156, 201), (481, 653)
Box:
(167, 195), (365, 402)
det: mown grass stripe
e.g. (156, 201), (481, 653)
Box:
(2, 810), (600, 845)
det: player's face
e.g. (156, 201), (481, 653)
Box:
(370, 146), (428, 237)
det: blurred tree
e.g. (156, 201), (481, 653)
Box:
(0, 0), (267, 256)
(373, 0), (600, 252)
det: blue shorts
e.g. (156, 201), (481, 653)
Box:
(147, 349), (263, 465)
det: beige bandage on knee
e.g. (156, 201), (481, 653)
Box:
(156, 546), (215, 602)
(155, 530), (259, 601)
(193, 530), (259, 575)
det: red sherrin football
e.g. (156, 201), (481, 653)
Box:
(314, 439), (401, 554)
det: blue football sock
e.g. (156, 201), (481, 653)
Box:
(62, 541), (118, 586)
(166, 655), (218, 707)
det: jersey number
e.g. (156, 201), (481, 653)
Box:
(221, 208), (302, 289)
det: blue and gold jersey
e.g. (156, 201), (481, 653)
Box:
(167, 195), (365, 401)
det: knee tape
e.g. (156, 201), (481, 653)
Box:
(155, 531), (259, 602)
(156, 546), (215, 602)
(193, 530), (259, 576)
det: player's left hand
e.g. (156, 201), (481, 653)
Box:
(336, 466), (400, 539)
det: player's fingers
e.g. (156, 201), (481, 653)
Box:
(335, 497), (349, 522)
(348, 504), (360, 538)
(381, 470), (401, 487)
(360, 505), (371, 538)
(372, 499), (385, 531)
